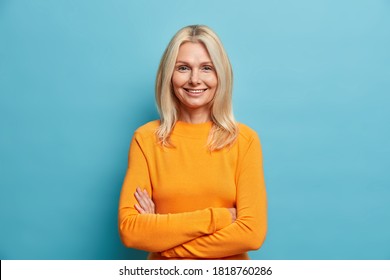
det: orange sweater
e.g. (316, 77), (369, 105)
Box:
(118, 120), (267, 259)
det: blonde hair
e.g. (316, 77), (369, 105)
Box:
(155, 25), (238, 150)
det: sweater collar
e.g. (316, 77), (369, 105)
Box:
(172, 121), (213, 138)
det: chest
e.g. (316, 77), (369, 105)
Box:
(147, 141), (238, 213)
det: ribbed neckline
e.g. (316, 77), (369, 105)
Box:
(172, 121), (213, 139)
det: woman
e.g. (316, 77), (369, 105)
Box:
(118, 25), (267, 260)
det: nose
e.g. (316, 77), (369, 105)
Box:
(189, 69), (200, 85)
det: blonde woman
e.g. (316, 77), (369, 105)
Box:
(118, 25), (267, 260)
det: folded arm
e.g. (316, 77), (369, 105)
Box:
(161, 134), (267, 259)
(118, 134), (232, 252)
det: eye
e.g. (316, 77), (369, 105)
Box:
(177, 65), (190, 72)
(201, 65), (214, 72)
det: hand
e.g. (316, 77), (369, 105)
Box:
(227, 208), (237, 222)
(134, 187), (155, 214)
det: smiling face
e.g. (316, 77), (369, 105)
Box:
(172, 42), (218, 122)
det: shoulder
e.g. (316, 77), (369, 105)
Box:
(237, 123), (260, 143)
(236, 123), (263, 156)
(135, 120), (160, 133)
(133, 120), (160, 140)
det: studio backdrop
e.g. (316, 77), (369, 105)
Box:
(1, 0), (389, 259)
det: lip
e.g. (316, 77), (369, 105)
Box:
(184, 88), (207, 95)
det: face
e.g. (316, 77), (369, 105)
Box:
(172, 42), (218, 120)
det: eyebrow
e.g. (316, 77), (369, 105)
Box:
(175, 60), (214, 65)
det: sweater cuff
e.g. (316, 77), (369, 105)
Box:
(211, 208), (233, 232)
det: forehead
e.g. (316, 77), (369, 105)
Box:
(176, 42), (212, 62)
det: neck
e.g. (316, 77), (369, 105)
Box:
(178, 108), (211, 124)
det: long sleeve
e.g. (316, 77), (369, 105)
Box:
(118, 132), (232, 253)
(161, 134), (267, 258)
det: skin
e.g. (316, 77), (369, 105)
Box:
(134, 42), (236, 222)
(134, 187), (155, 214)
(172, 42), (218, 124)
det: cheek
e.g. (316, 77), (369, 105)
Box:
(172, 73), (188, 88)
(201, 72), (217, 86)
(204, 76), (218, 88)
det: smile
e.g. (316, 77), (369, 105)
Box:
(184, 88), (207, 93)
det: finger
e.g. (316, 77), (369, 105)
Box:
(135, 189), (150, 211)
(136, 188), (154, 213)
(143, 189), (155, 211)
(137, 188), (152, 211)
(134, 203), (145, 214)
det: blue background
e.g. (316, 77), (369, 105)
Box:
(1, 0), (389, 260)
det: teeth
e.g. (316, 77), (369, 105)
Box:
(187, 89), (206, 93)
